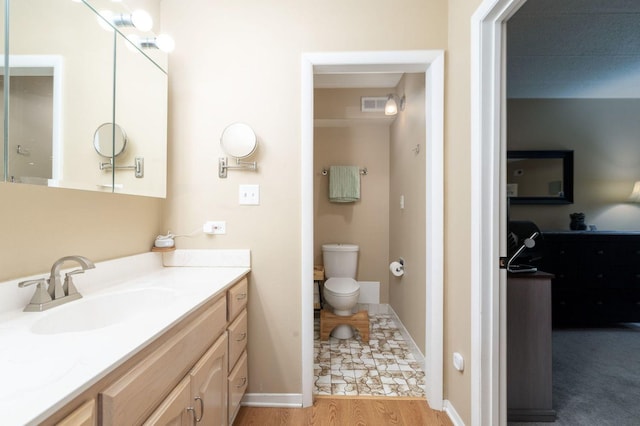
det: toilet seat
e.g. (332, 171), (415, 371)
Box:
(325, 277), (359, 296)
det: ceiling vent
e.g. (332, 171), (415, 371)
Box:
(361, 96), (388, 112)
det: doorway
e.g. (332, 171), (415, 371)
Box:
(301, 50), (445, 409)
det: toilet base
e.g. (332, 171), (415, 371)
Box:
(320, 309), (369, 342)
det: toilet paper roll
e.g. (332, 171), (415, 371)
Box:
(389, 261), (404, 277)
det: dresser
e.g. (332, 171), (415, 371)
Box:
(536, 231), (640, 326)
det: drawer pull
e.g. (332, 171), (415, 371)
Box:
(187, 396), (204, 425)
(236, 293), (247, 301)
(236, 332), (247, 342)
(236, 377), (247, 388)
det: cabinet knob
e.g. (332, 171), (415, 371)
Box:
(236, 293), (247, 301)
(236, 377), (247, 388)
(236, 332), (247, 342)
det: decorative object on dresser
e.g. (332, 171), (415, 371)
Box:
(569, 212), (587, 230)
(536, 232), (640, 326)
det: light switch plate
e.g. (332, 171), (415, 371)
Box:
(239, 184), (260, 205)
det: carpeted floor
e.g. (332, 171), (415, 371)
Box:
(509, 323), (640, 426)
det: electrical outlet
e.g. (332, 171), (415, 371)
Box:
(239, 184), (260, 205)
(203, 221), (226, 235)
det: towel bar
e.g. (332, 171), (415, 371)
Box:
(321, 167), (367, 176)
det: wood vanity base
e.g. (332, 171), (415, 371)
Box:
(320, 310), (369, 342)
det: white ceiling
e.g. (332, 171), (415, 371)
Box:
(507, 0), (640, 98)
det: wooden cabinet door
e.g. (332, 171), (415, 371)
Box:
(56, 400), (96, 426)
(143, 377), (191, 426)
(190, 333), (228, 426)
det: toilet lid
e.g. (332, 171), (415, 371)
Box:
(325, 277), (359, 293)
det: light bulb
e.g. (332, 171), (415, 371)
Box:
(156, 34), (175, 52)
(385, 96), (398, 116)
(131, 10), (153, 32)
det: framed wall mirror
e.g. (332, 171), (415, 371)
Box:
(507, 150), (574, 204)
(0, 0), (168, 198)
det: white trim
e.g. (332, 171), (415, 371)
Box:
(301, 50), (445, 410)
(300, 55), (315, 408)
(387, 304), (425, 365)
(242, 393), (303, 408)
(470, 1), (526, 425)
(444, 399), (466, 426)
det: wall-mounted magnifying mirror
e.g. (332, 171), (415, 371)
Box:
(220, 122), (257, 158)
(94, 122), (144, 178)
(219, 122), (258, 178)
(93, 122), (127, 158)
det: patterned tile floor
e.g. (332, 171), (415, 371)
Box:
(313, 313), (425, 397)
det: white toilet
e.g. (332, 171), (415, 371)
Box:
(322, 243), (360, 339)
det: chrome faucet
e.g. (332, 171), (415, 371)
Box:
(18, 255), (95, 312)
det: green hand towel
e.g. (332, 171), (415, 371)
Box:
(329, 165), (360, 203)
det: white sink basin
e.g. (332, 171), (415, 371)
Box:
(30, 287), (178, 335)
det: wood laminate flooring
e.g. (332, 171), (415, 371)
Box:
(233, 396), (453, 425)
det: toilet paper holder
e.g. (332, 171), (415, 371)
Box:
(390, 258), (405, 277)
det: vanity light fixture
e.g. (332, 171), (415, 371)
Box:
(384, 93), (406, 116)
(97, 9), (153, 32)
(110, 9), (153, 32)
(136, 34), (176, 53)
(629, 181), (640, 202)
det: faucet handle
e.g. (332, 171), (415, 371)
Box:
(18, 279), (52, 306)
(63, 269), (84, 296)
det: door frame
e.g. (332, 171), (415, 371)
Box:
(300, 50), (445, 409)
(471, 0), (527, 424)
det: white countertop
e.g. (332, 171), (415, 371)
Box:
(0, 250), (250, 425)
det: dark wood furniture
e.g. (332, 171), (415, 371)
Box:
(536, 231), (640, 326)
(507, 272), (556, 422)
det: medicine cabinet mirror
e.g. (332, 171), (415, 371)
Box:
(0, 0), (168, 197)
(507, 150), (574, 205)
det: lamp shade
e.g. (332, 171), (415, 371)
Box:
(385, 95), (398, 116)
(630, 181), (640, 202)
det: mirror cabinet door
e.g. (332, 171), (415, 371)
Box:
(1, 0), (167, 197)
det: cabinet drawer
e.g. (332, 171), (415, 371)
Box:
(100, 297), (226, 425)
(228, 309), (248, 371)
(228, 351), (248, 425)
(228, 277), (248, 321)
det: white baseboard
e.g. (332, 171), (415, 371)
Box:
(386, 305), (426, 366)
(443, 399), (465, 426)
(242, 393), (303, 408)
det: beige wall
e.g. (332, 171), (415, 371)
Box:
(161, 0), (449, 401)
(314, 88), (391, 302)
(0, 182), (163, 281)
(389, 73), (427, 352)
(446, 0), (481, 422)
(509, 99), (640, 231)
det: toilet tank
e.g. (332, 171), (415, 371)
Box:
(322, 244), (359, 278)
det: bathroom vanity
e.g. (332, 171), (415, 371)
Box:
(0, 250), (250, 425)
